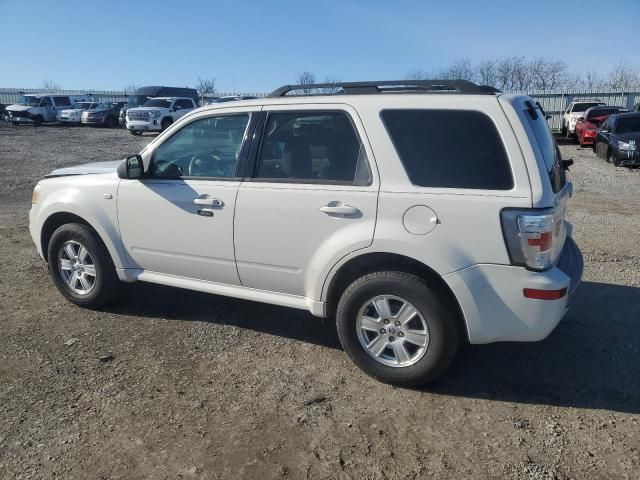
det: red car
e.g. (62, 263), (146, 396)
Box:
(575, 106), (628, 147)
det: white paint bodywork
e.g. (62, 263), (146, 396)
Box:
(6, 94), (91, 123)
(29, 92), (581, 343)
(125, 97), (196, 132)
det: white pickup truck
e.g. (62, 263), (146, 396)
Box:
(125, 97), (196, 136)
(562, 100), (605, 137)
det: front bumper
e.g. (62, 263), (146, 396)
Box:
(126, 120), (161, 132)
(580, 131), (596, 145)
(444, 237), (583, 344)
(612, 148), (640, 166)
(81, 117), (106, 125)
(58, 117), (81, 124)
(7, 116), (35, 124)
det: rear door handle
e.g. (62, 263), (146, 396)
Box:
(194, 196), (224, 208)
(320, 203), (359, 216)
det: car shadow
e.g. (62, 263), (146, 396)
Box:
(107, 280), (639, 413)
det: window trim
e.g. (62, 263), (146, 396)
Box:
(244, 109), (373, 187)
(145, 111), (257, 182)
(379, 108), (515, 191)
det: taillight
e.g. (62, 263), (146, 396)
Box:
(501, 207), (566, 270)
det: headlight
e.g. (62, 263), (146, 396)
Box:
(618, 140), (637, 151)
(32, 183), (42, 204)
(150, 111), (161, 119)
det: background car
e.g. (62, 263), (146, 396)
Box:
(593, 112), (640, 167)
(574, 106), (628, 147)
(562, 99), (605, 136)
(57, 102), (99, 125)
(80, 102), (126, 128)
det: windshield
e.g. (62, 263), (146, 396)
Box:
(127, 95), (150, 107)
(142, 99), (172, 108)
(572, 102), (604, 113)
(616, 116), (640, 134)
(16, 96), (42, 107)
(71, 102), (93, 110)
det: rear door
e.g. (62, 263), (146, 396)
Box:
(52, 96), (71, 120)
(234, 105), (378, 297)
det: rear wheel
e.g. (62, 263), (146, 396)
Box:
(336, 271), (460, 387)
(104, 116), (116, 128)
(33, 115), (43, 126)
(47, 223), (120, 308)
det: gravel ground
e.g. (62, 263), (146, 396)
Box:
(0, 123), (638, 480)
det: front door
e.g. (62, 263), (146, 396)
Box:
(234, 107), (378, 297)
(118, 110), (257, 284)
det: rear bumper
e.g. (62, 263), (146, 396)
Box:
(444, 237), (583, 344)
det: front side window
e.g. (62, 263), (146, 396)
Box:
(175, 99), (194, 109)
(255, 111), (371, 185)
(381, 109), (513, 190)
(53, 96), (71, 106)
(143, 99), (171, 108)
(615, 115), (640, 134)
(40, 97), (52, 107)
(150, 114), (250, 178)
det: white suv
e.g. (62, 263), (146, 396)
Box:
(126, 96), (196, 135)
(29, 80), (583, 386)
(562, 99), (605, 136)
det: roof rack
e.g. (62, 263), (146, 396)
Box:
(269, 80), (501, 97)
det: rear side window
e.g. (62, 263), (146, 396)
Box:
(53, 96), (71, 106)
(381, 109), (513, 190)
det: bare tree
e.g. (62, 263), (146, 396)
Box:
(406, 68), (431, 80)
(295, 71), (317, 94)
(41, 80), (61, 92)
(476, 59), (498, 86)
(123, 84), (138, 95)
(317, 76), (341, 94)
(607, 60), (640, 89)
(579, 70), (606, 89)
(196, 77), (216, 103)
(529, 58), (569, 90)
(441, 58), (476, 82)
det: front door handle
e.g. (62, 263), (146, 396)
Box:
(320, 202), (360, 216)
(194, 196), (224, 208)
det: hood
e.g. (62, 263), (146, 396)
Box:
(45, 160), (122, 178)
(60, 108), (84, 114)
(129, 106), (166, 112)
(7, 104), (33, 112)
(617, 133), (640, 143)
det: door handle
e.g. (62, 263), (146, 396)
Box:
(193, 196), (224, 208)
(320, 203), (359, 216)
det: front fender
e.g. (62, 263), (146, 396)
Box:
(32, 176), (132, 270)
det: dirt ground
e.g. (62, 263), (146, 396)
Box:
(0, 123), (638, 480)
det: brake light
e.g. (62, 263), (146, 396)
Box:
(501, 207), (567, 270)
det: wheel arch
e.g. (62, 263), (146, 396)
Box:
(324, 252), (469, 343)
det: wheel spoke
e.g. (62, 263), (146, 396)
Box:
(373, 297), (391, 319)
(78, 274), (92, 291)
(67, 272), (79, 288)
(360, 315), (380, 332)
(78, 246), (89, 262)
(64, 243), (76, 260)
(396, 302), (417, 325)
(392, 341), (411, 364)
(83, 264), (96, 277)
(404, 330), (428, 347)
(367, 335), (388, 357)
(59, 259), (72, 271)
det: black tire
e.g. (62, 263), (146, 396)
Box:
(336, 271), (460, 387)
(47, 223), (120, 309)
(33, 115), (43, 126)
(104, 116), (116, 128)
(610, 150), (621, 167)
(592, 141), (597, 154)
(561, 125), (567, 137)
(161, 117), (173, 131)
(129, 130), (142, 136)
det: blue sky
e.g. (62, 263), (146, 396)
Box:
(1, 0), (638, 92)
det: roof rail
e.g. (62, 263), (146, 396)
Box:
(269, 80), (501, 97)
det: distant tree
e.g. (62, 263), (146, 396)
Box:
(41, 79), (61, 91)
(406, 68), (431, 80)
(317, 76), (341, 94)
(607, 60), (640, 89)
(476, 59), (498, 87)
(123, 84), (138, 95)
(196, 77), (216, 103)
(295, 71), (317, 94)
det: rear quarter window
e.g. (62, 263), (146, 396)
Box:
(381, 109), (513, 190)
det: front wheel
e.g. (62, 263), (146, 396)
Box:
(129, 130), (142, 136)
(47, 223), (120, 308)
(336, 272), (460, 387)
(104, 116), (116, 128)
(161, 117), (173, 131)
(610, 150), (621, 167)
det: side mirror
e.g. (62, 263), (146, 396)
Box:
(117, 154), (144, 179)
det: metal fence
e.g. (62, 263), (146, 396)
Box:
(0, 88), (268, 106)
(507, 88), (640, 131)
(2, 87), (639, 131)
